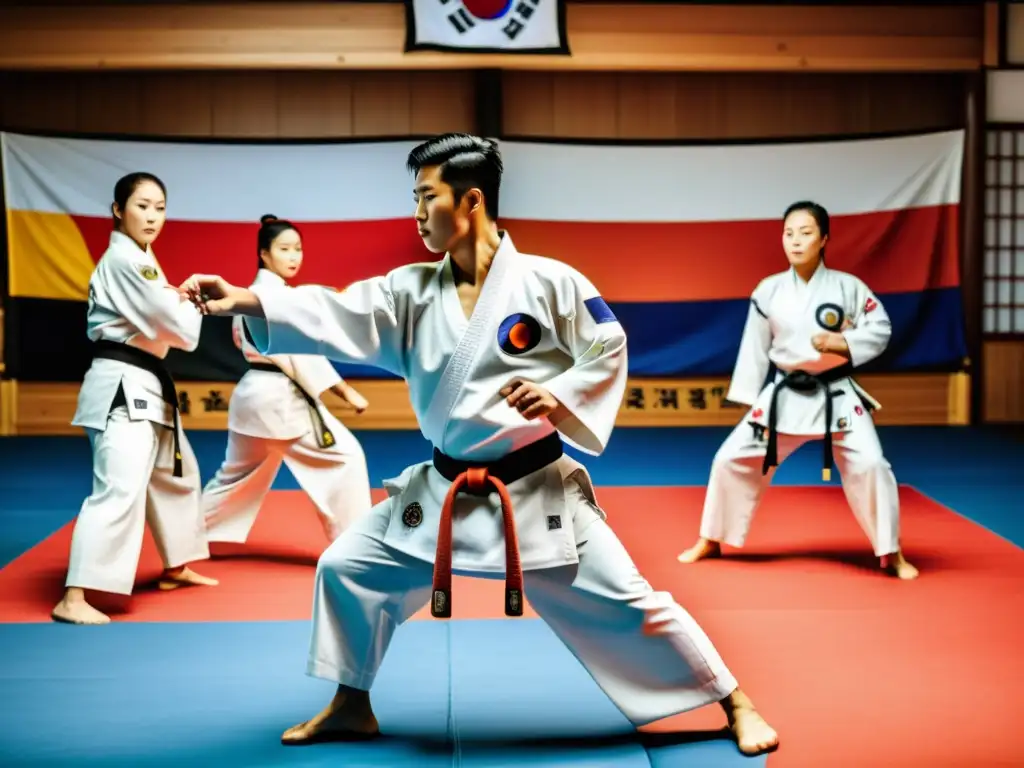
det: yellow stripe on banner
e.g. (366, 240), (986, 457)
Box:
(7, 209), (95, 301)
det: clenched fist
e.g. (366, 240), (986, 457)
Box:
(499, 379), (561, 420)
(178, 274), (259, 317)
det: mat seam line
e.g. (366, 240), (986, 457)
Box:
(903, 483), (1024, 551)
(446, 621), (461, 767)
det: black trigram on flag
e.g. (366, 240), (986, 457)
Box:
(445, 2), (476, 35)
(444, 0), (535, 40)
(404, 0), (569, 54)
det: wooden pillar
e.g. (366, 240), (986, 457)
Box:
(474, 69), (503, 139)
(0, 169), (12, 381)
(962, 71), (986, 425)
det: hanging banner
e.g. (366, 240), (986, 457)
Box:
(1, 129), (967, 384)
(404, 0), (570, 54)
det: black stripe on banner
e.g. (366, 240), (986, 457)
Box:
(5, 297), (245, 383)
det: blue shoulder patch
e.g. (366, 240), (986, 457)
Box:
(584, 296), (617, 324)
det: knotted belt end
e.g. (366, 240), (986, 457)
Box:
(505, 588), (524, 617)
(431, 589), (451, 619)
(431, 467), (525, 620)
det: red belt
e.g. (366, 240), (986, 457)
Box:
(429, 432), (563, 620)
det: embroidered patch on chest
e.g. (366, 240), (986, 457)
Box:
(402, 503), (423, 528)
(815, 302), (845, 331)
(497, 313), (542, 355)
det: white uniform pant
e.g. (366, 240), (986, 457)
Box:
(306, 479), (739, 726)
(201, 413), (371, 544)
(699, 416), (900, 557)
(66, 406), (209, 595)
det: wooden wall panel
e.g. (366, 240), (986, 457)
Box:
(142, 75), (215, 136)
(0, 3), (983, 72)
(0, 70), (476, 137)
(503, 72), (965, 139)
(5, 374), (963, 436)
(983, 340), (1024, 423)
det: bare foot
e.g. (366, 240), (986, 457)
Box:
(721, 688), (779, 757)
(282, 686), (380, 746)
(51, 588), (110, 625)
(881, 551), (919, 580)
(157, 566), (219, 591)
(677, 538), (721, 564)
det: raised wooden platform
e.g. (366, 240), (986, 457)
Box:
(0, 373), (969, 436)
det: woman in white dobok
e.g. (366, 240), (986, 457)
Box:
(201, 215), (373, 547)
(678, 201), (918, 580)
(53, 172), (217, 626)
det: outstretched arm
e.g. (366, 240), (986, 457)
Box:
(181, 274), (407, 378)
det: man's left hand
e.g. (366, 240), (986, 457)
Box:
(500, 379), (560, 420)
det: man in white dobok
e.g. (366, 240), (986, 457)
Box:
(182, 134), (779, 757)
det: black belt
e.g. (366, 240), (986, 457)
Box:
(248, 362), (336, 449)
(432, 431), (564, 494)
(92, 340), (183, 477)
(430, 430), (563, 621)
(761, 363), (855, 482)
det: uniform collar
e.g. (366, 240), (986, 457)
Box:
(444, 229), (516, 271)
(253, 268), (287, 287)
(109, 230), (153, 259)
(791, 260), (827, 286)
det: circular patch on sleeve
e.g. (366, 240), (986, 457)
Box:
(497, 313), (542, 355)
(136, 264), (160, 281)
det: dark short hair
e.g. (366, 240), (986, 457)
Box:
(406, 133), (502, 219)
(256, 214), (300, 270)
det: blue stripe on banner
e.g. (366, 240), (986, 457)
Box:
(332, 287), (966, 379)
(611, 287), (967, 377)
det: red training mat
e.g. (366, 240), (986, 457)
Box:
(1, 485), (1022, 767)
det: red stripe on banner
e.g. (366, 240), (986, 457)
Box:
(71, 216), (433, 290)
(503, 204), (961, 302)
(70, 203), (959, 301)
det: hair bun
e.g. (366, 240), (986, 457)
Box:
(260, 214), (278, 225)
